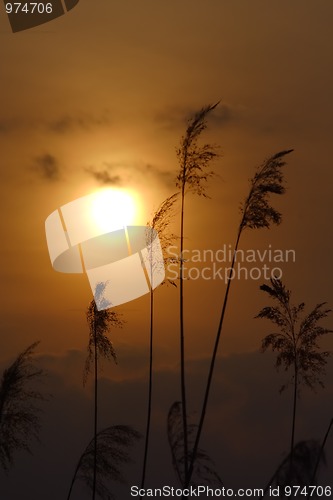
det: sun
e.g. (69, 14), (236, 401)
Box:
(90, 188), (139, 234)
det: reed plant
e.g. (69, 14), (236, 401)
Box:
(84, 288), (123, 500)
(257, 277), (332, 481)
(67, 425), (141, 500)
(176, 103), (219, 483)
(187, 149), (293, 484)
(141, 193), (178, 488)
(0, 341), (46, 472)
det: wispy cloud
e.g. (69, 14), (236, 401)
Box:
(84, 166), (122, 186)
(85, 161), (174, 188)
(0, 110), (111, 136)
(210, 105), (233, 126)
(47, 111), (111, 134)
(33, 154), (61, 181)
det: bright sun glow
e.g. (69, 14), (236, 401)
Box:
(90, 188), (138, 234)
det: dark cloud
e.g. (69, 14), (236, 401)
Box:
(33, 154), (60, 181)
(0, 111), (110, 136)
(85, 161), (175, 188)
(115, 161), (175, 188)
(84, 166), (122, 186)
(47, 111), (111, 134)
(210, 104), (233, 127)
(154, 103), (233, 131)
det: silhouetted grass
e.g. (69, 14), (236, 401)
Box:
(257, 277), (332, 477)
(84, 294), (123, 500)
(0, 341), (47, 472)
(67, 425), (141, 500)
(176, 103), (220, 483)
(167, 401), (223, 488)
(141, 193), (178, 488)
(187, 150), (293, 485)
(263, 440), (325, 494)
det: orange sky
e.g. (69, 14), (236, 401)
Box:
(0, 1), (332, 497)
(1, 1), (332, 356)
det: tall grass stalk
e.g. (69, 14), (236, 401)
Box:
(141, 194), (178, 488)
(168, 401), (223, 487)
(257, 278), (331, 478)
(93, 320), (98, 500)
(187, 150), (293, 485)
(310, 417), (332, 486)
(141, 285), (154, 489)
(176, 103), (219, 483)
(84, 294), (123, 500)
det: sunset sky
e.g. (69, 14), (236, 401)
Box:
(0, 1), (332, 498)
